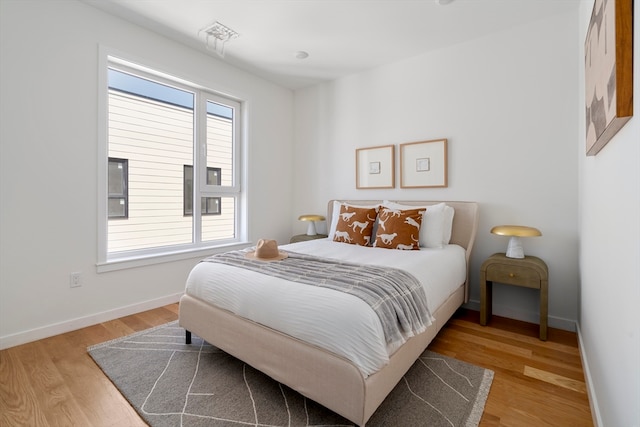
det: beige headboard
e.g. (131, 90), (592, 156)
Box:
(327, 200), (479, 301)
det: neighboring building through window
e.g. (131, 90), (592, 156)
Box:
(183, 165), (222, 216)
(102, 61), (241, 260)
(108, 157), (128, 219)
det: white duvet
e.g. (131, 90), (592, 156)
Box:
(185, 238), (466, 376)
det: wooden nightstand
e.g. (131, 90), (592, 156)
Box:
(480, 253), (549, 340)
(289, 234), (328, 243)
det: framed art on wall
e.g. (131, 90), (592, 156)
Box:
(356, 145), (395, 189)
(584, 0), (633, 156)
(400, 139), (448, 188)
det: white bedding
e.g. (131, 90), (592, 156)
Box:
(185, 238), (466, 376)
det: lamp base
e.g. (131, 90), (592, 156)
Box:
(505, 236), (525, 258)
(306, 222), (317, 236)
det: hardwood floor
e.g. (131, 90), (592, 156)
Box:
(0, 304), (593, 426)
(431, 309), (593, 426)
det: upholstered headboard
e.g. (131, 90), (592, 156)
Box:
(327, 200), (479, 301)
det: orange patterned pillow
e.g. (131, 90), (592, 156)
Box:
(373, 208), (425, 250)
(333, 205), (379, 246)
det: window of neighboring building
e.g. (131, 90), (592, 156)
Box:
(183, 165), (222, 216)
(108, 157), (128, 219)
(99, 57), (243, 266)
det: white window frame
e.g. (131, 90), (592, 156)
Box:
(97, 49), (247, 272)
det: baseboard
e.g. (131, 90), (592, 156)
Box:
(576, 322), (603, 427)
(464, 299), (576, 332)
(0, 292), (183, 350)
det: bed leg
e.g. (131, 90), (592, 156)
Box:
(185, 330), (192, 345)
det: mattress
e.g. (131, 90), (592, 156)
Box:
(185, 238), (466, 376)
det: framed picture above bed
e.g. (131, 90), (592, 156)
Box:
(584, 0), (633, 156)
(400, 139), (448, 188)
(356, 144), (395, 189)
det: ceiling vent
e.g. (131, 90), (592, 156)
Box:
(199, 21), (239, 57)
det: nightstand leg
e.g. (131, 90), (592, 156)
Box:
(540, 278), (548, 340)
(480, 279), (492, 326)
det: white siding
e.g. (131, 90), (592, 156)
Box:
(207, 112), (233, 186)
(203, 106), (235, 241)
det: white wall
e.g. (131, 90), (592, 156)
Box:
(0, 0), (294, 348)
(578, 1), (640, 425)
(293, 9), (580, 330)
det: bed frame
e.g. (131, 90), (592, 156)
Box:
(179, 200), (479, 426)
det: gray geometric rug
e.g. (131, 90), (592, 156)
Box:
(89, 321), (493, 427)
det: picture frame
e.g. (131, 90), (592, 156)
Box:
(400, 139), (448, 188)
(356, 145), (394, 189)
(584, 0), (633, 156)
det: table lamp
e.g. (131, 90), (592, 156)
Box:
(298, 214), (326, 236)
(490, 225), (542, 258)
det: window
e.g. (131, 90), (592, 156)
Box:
(183, 165), (222, 216)
(99, 57), (243, 267)
(108, 157), (128, 219)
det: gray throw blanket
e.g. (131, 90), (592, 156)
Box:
(201, 250), (433, 346)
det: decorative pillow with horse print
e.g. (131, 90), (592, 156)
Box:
(333, 205), (379, 246)
(373, 208), (425, 250)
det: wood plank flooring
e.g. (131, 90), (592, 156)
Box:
(430, 309), (593, 426)
(0, 304), (593, 426)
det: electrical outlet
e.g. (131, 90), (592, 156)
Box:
(70, 272), (82, 288)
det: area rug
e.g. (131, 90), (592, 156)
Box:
(89, 321), (493, 426)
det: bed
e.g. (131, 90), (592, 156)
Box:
(179, 200), (479, 426)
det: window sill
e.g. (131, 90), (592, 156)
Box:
(96, 241), (252, 273)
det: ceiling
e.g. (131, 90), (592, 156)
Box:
(84, 0), (580, 90)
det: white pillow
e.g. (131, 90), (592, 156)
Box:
(382, 201), (449, 248)
(442, 205), (455, 244)
(328, 201), (380, 239)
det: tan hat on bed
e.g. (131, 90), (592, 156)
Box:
(245, 239), (288, 261)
